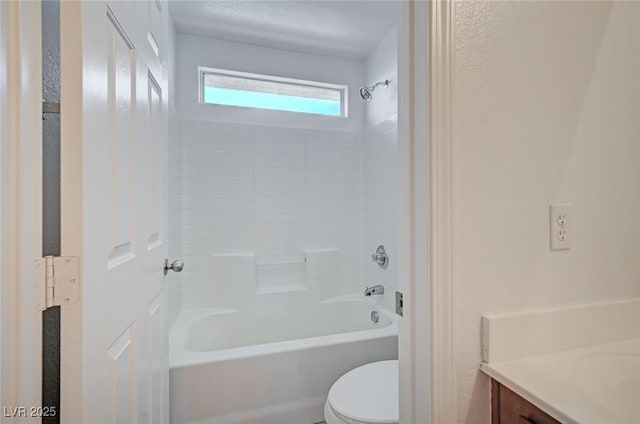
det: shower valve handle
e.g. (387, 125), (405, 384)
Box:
(370, 245), (389, 269)
(371, 253), (385, 262)
(164, 259), (184, 275)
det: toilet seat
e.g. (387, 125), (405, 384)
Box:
(325, 360), (398, 424)
(325, 401), (375, 424)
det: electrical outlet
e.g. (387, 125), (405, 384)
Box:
(550, 203), (571, 250)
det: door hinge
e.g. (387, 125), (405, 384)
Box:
(39, 256), (80, 310)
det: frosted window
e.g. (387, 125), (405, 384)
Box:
(200, 68), (346, 117)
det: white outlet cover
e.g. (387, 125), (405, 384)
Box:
(550, 203), (572, 251)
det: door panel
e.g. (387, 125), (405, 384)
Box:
(107, 9), (136, 267)
(146, 71), (162, 249)
(60, 2), (169, 423)
(107, 326), (136, 424)
(148, 295), (164, 424)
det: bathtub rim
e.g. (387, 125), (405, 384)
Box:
(170, 295), (399, 369)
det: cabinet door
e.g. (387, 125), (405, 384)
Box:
(492, 380), (561, 424)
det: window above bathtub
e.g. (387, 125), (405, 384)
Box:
(199, 67), (347, 117)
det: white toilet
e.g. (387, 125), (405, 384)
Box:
(324, 360), (398, 424)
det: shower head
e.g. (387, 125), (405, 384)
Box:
(359, 86), (373, 102)
(359, 79), (389, 101)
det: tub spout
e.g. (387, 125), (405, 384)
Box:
(364, 284), (385, 296)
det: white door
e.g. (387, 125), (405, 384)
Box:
(60, 1), (170, 423)
(0, 0), (44, 418)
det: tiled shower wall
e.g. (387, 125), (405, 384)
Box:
(168, 30), (398, 320)
(362, 28), (399, 310)
(174, 119), (363, 311)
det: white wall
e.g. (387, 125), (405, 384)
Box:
(452, 2), (640, 422)
(175, 33), (364, 132)
(362, 28), (398, 310)
(364, 28), (397, 130)
(172, 33), (368, 312)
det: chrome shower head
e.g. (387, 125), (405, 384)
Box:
(359, 79), (389, 101)
(360, 86), (373, 101)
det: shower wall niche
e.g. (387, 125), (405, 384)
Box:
(169, 29), (398, 322)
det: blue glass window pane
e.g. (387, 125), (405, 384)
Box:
(203, 87), (341, 117)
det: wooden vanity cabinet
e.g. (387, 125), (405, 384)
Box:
(491, 379), (561, 424)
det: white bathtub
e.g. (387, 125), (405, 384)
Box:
(170, 295), (398, 424)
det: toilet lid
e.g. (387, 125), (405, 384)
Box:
(327, 360), (398, 424)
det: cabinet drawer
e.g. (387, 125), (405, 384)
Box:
(492, 379), (561, 424)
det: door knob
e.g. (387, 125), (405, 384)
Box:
(164, 259), (184, 275)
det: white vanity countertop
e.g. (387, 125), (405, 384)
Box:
(481, 337), (640, 424)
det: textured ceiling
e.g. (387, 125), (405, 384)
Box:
(168, 0), (399, 60)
